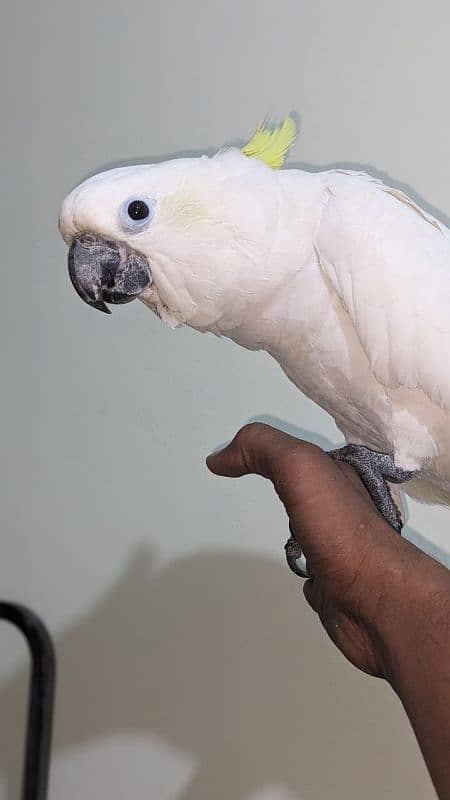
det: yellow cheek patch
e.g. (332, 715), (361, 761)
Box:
(159, 187), (206, 229)
(242, 116), (297, 169)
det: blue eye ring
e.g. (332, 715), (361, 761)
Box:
(119, 195), (156, 232)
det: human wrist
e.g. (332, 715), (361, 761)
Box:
(368, 538), (450, 690)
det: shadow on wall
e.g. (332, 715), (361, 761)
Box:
(0, 546), (434, 800)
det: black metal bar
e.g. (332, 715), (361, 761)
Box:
(0, 602), (56, 800)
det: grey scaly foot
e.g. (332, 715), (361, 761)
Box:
(328, 444), (415, 534)
(284, 444), (416, 579)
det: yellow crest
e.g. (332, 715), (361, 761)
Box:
(241, 116), (297, 169)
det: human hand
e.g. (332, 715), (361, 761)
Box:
(206, 423), (450, 681)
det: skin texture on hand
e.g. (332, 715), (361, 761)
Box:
(206, 423), (450, 799)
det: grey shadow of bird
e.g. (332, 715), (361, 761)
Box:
(0, 546), (435, 800)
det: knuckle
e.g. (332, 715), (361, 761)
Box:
(233, 425), (326, 482)
(234, 422), (276, 475)
(236, 421), (270, 446)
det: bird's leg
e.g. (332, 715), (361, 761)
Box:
(284, 444), (416, 578)
(328, 444), (415, 533)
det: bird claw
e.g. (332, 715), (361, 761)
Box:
(328, 444), (415, 534)
(284, 535), (310, 578)
(284, 444), (416, 579)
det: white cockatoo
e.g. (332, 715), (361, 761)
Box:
(59, 117), (450, 574)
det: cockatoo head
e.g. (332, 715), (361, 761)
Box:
(59, 118), (297, 332)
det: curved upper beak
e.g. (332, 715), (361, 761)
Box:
(68, 233), (153, 314)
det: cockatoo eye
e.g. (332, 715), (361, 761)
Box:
(119, 196), (155, 232)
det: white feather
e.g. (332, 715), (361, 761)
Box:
(59, 152), (450, 506)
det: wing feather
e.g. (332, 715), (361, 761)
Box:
(315, 170), (450, 410)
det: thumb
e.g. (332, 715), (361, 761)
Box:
(206, 422), (334, 564)
(206, 423), (388, 573)
(206, 422), (301, 482)
(206, 423), (327, 522)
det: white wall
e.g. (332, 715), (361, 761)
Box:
(0, 1), (448, 797)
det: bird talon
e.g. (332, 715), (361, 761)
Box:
(328, 444), (414, 535)
(284, 536), (309, 578)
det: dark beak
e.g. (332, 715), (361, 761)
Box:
(68, 233), (152, 314)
